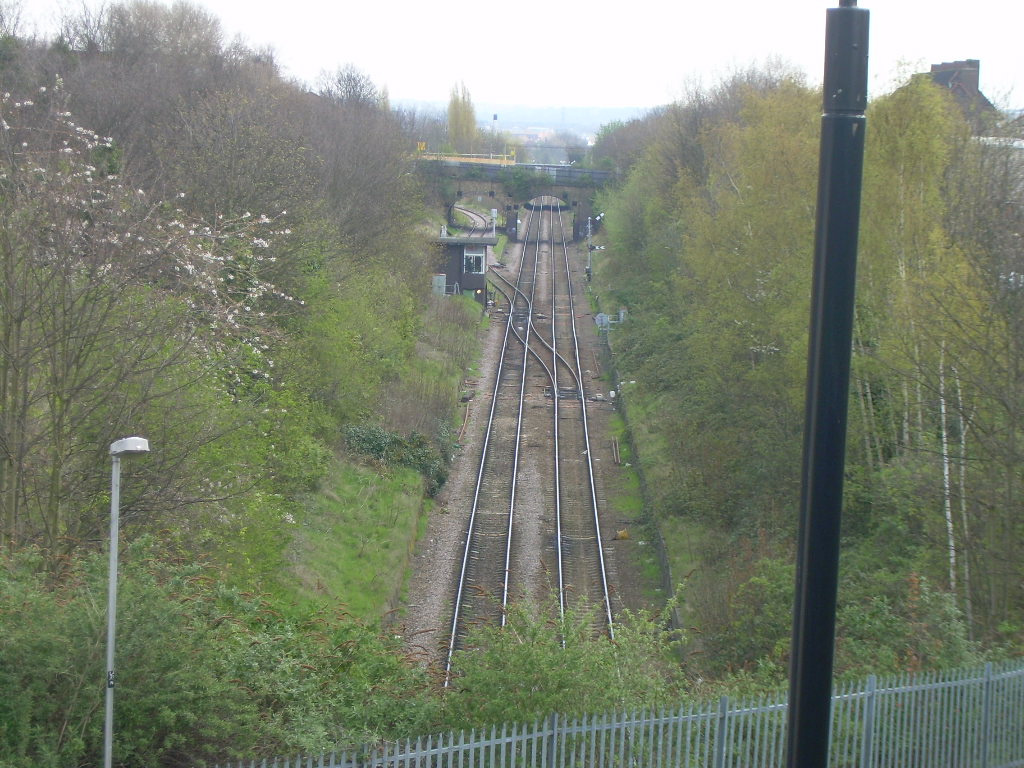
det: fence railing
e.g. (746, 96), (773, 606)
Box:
(214, 660), (1024, 768)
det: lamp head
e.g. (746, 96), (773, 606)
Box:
(109, 437), (150, 456)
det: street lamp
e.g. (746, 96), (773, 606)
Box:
(104, 436), (150, 768)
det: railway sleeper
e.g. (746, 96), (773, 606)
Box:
(542, 385), (580, 400)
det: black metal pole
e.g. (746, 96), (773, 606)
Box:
(786, 3), (868, 767)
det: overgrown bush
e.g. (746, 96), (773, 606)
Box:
(0, 543), (435, 767)
(699, 557), (982, 688)
(343, 425), (448, 494)
(442, 598), (688, 727)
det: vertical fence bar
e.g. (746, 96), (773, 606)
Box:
(909, 674), (923, 768)
(704, 700), (715, 767)
(944, 669), (957, 768)
(615, 710), (626, 768)
(860, 675), (876, 768)
(747, 696), (760, 768)
(955, 669), (968, 768)
(876, 675), (890, 767)
(598, 711), (608, 768)
(545, 713), (556, 768)
(714, 696), (729, 768)
(921, 671), (929, 768)
(991, 664), (1006, 767)
(670, 707), (680, 768)
(651, 708), (660, 768)
(635, 709), (645, 767)
(991, 665), (1003, 767)
(1013, 667), (1023, 765)
(734, 699), (746, 768)
(928, 673), (940, 768)
(832, 683), (844, 767)
(981, 662), (993, 768)
(739, 699), (752, 768)
(893, 673), (907, 765)
(1011, 667), (1019, 765)
(677, 703), (688, 768)
(624, 710), (634, 768)
(959, 672), (972, 768)
(925, 671), (938, 767)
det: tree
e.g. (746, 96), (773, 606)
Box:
(446, 81), (477, 154)
(54, 0), (275, 186)
(0, 87), (297, 562)
(155, 82), (319, 221)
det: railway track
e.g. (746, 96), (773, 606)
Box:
(453, 204), (492, 236)
(444, 198), (613, 684)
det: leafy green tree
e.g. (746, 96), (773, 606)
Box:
(595, 66), (1024, 670)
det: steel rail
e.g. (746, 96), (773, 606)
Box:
(443, 205), (542, 685)
(520, 205), (614, 637)
(452, 205), (491, 236)
(444, 199), (614, 686)
(501, 203), (545, 622)
(488, 206), (614, 638)
(547, 208), (567, 627)
(553, 205), (615, 638)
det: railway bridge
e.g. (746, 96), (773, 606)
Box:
(417, 156), (615, 241)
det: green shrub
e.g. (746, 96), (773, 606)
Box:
(343, 424), (447, 494)
(442, 598), (687, 727)
(0, 543), (435, 767)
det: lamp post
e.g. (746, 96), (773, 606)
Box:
(104, 436), (150, 768)
(786, 3), (868, 767)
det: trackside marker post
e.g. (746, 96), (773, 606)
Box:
(786, 2), (869, 767)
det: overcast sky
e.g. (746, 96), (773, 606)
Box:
(23, 0), (1022, 111)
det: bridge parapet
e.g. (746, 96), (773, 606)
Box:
(416, 157), (613, 187)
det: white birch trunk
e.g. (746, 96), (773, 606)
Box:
(953, 364), (974, 636)
(939, 342), (956, 595)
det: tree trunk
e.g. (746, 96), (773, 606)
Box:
(939, 341), (956, 595)
(952, 365), (974, 637)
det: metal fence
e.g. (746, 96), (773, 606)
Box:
(215, 660), (1024, 768)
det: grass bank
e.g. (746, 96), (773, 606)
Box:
(284, 293), (484, 622)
